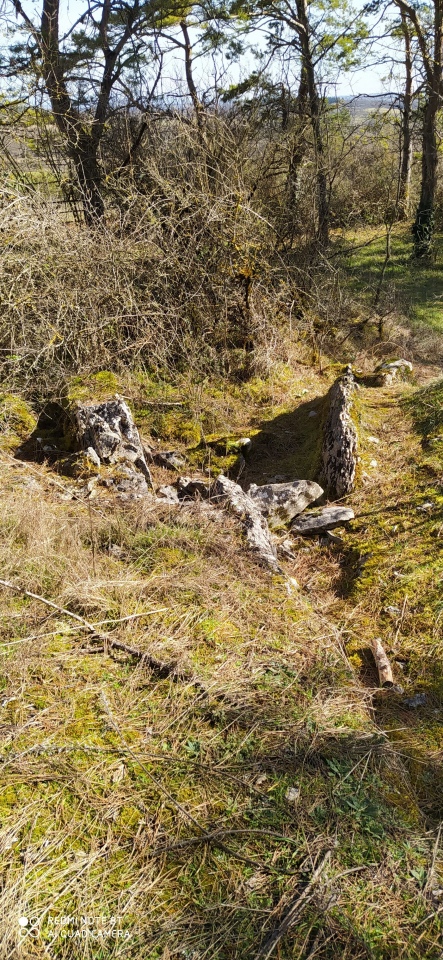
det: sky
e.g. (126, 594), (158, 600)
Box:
(0, 0), (406, 101)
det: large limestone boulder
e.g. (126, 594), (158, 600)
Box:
(248, 480), (323, 529)
(73, 395), (152, 495)
(374, 359), (413, 385)
(322, 366), (358, 499)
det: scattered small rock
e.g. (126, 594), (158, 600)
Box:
(367, 436), (380, 445)
(278, 539), (298, 560)
(402, 692), (427, 710)
(157, 485), (180, 504)
(286, 577), (300, 593)
(369, 459), (378, 468)
(285, 786), (300, 804)
(116, 475), (150, 499)
(177, 476), (209, 499)
(85, 446), (101, 468)
(384, 605), (401, 618)
(153, 450), (186, 471)
(291, 506), (354, 535)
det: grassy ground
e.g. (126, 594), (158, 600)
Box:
(0, 357), (442, 959)
(341, 224), (443, 335)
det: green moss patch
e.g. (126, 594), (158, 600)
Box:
(0, 393), (37, 448)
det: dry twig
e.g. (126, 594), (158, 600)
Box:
(0, 578), (186, 680)
(255, 850), (332, 960)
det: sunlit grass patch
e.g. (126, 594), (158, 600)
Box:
(342, 224), (443, 333)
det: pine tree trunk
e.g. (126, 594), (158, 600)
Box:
(413, 90), (439, 256)
(71, 137), (105, 225)
(296, 0), (329, 246)
(398, 13), (413, 218)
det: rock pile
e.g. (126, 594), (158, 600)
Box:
(71, 395), (356, 569)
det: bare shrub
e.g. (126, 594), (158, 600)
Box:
(0, 114), (308, 397)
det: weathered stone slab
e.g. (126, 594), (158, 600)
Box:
(322, 366), (358, 499)
(248, 480), (323, 529)
(291, 506), (354, 535)
(73, 395), (152, 490)
(211, 474), (279, 571)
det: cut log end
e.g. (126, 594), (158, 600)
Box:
(371, 637), (394, 688)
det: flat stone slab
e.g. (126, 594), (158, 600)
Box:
(291, 506), (354, 535)
(212, 474), (279, 571)
(248, 480), (323, 528)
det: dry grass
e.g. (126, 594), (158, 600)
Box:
(0, 357), (443, 959)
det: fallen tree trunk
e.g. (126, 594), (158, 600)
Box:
(322, 366), (358, 499)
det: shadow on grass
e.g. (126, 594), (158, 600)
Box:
(241, 395), (327, 489)
(403, 377), (443, 445)
(342, 226), (443, 335)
